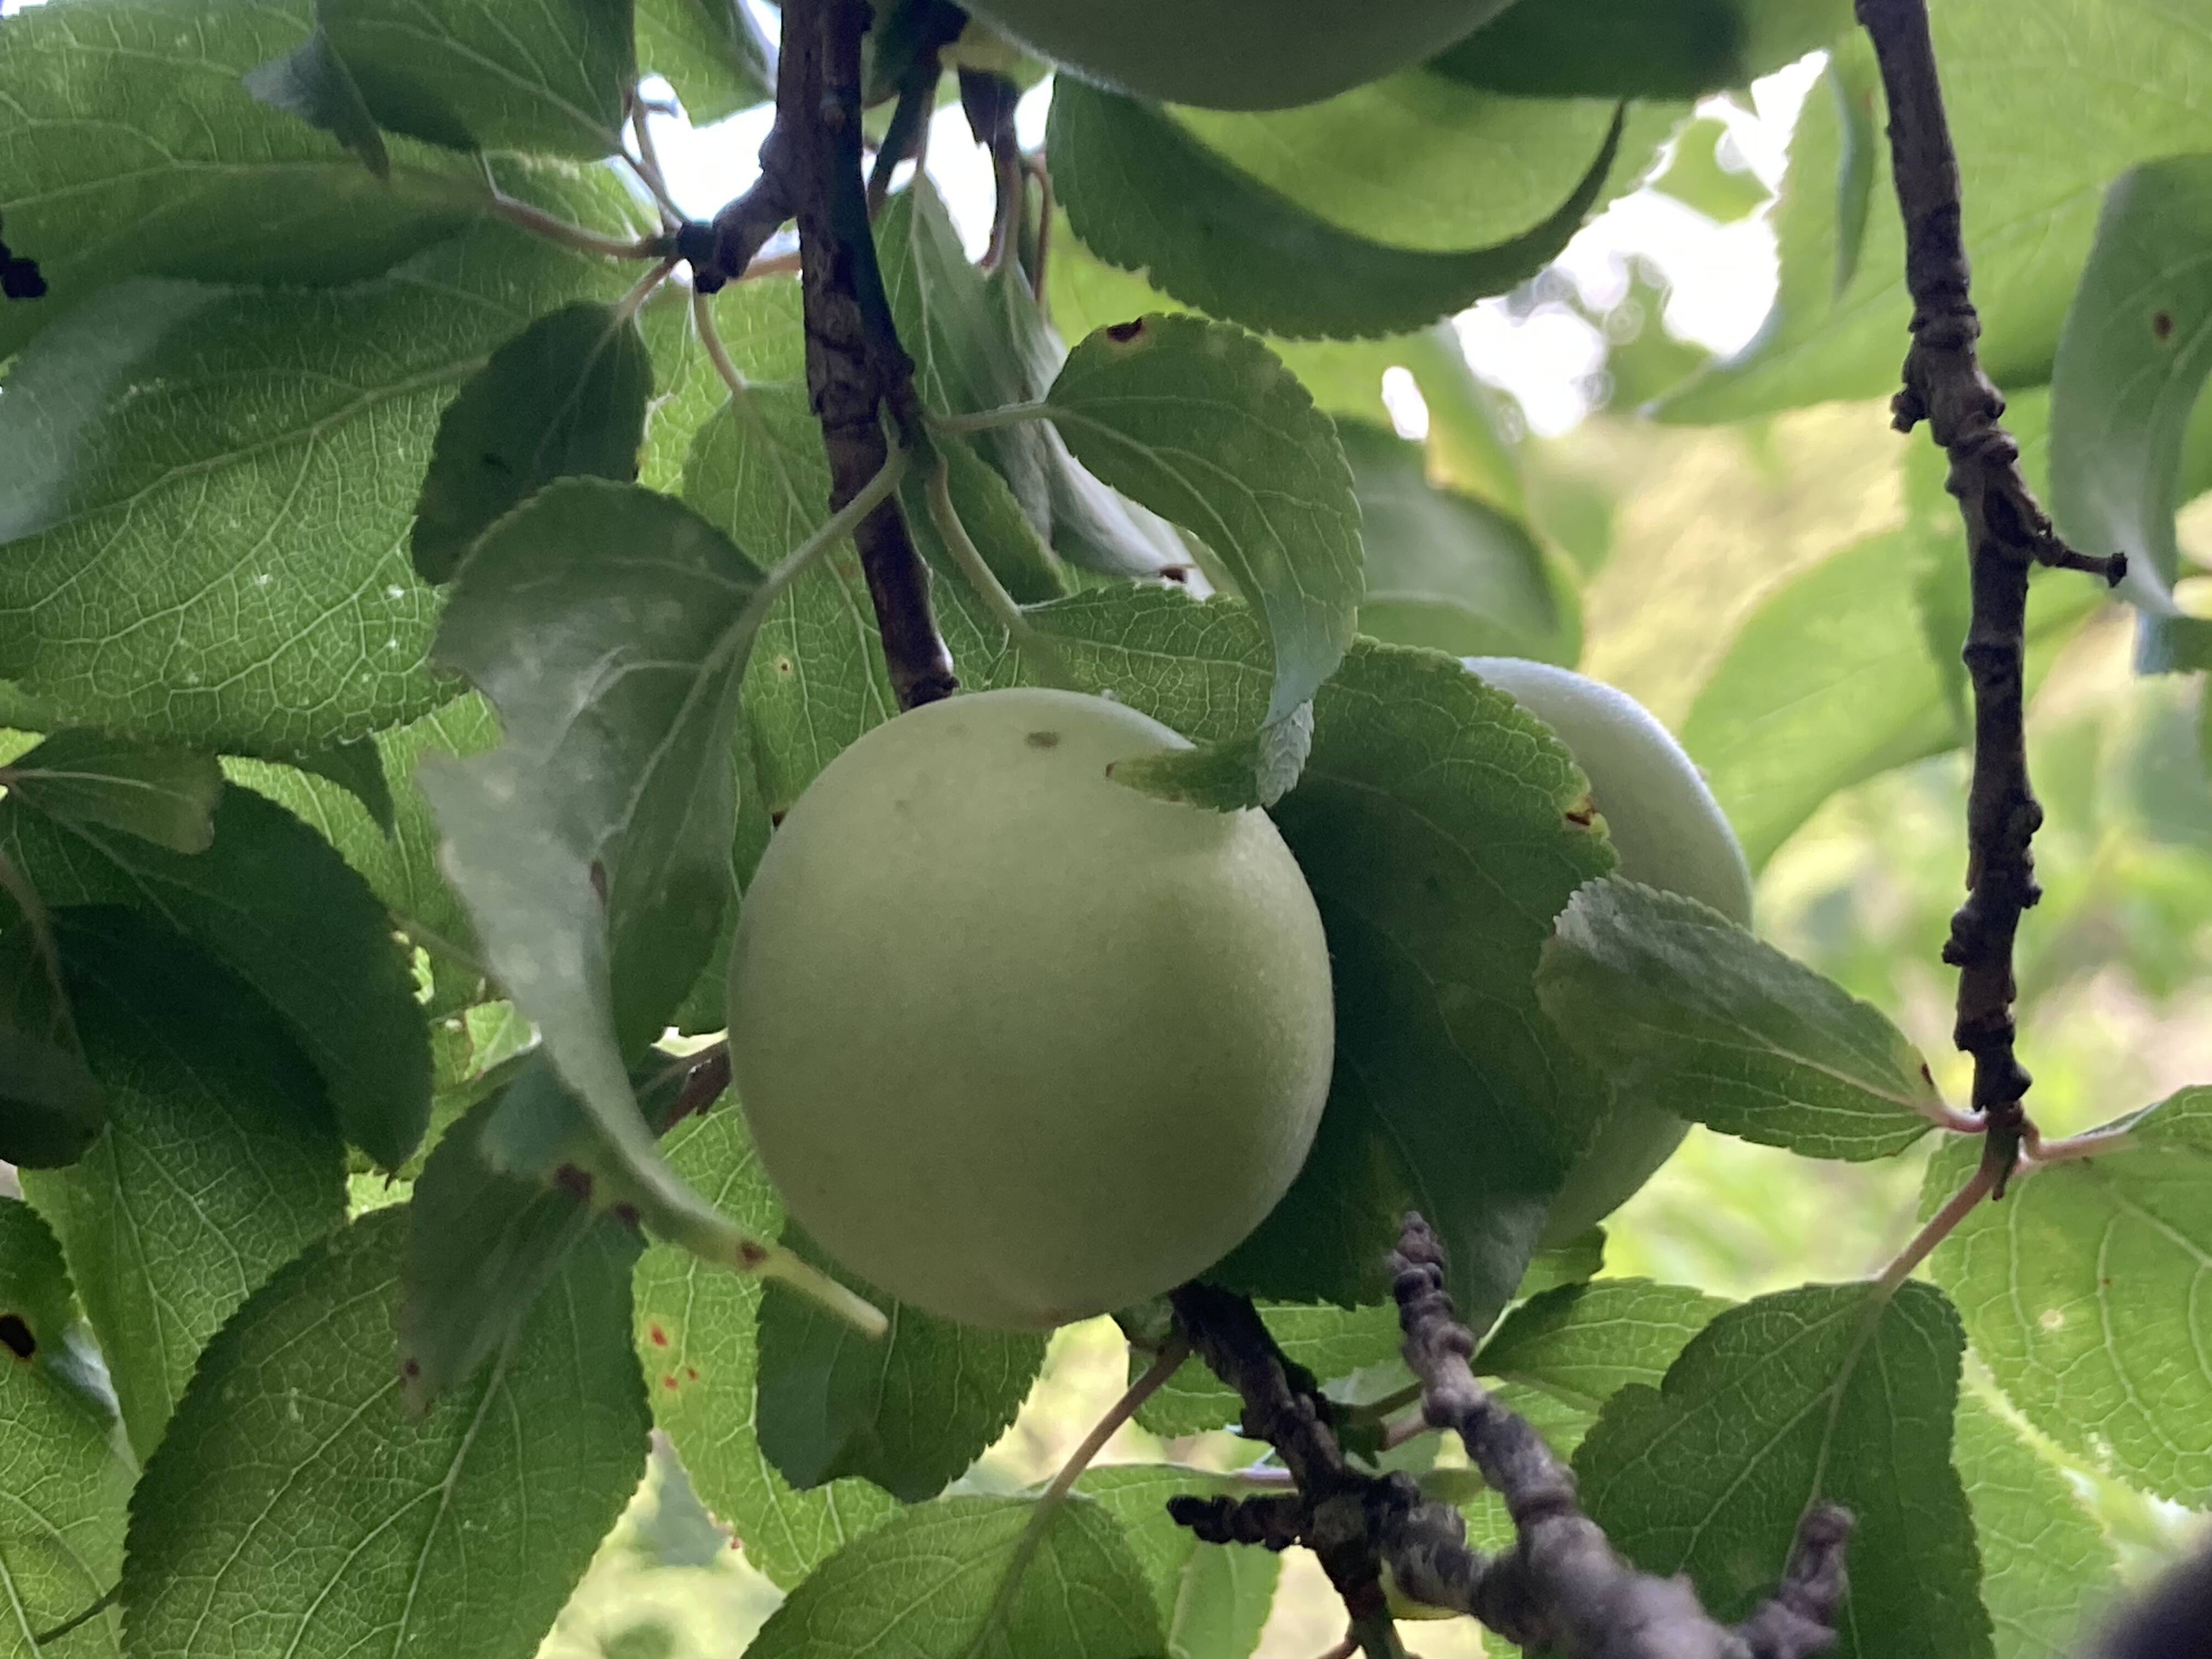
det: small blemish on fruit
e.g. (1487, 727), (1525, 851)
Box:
(1106, 319), (1147, 343)
(2153, 309), (2176, 341)
(1025, 730), (1060, 748)
(0, 1314), (34, 1361)
(737, 1240), (769, 1268)
(648, 1323), (670, 1348)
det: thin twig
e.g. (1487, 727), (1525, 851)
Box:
(692, 287), (755, 409)
(612, 257), (678, 326)
(958, 69), (1024, 273)
(781, 0), (957, 709)
(627, 95), (686, 225)
(1853, 0), (2126, 1192)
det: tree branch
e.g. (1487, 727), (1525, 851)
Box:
(1166, 1219), (1853, 1658)
(774, 0), (957, 710)
(1852, 0), (2125, 1185)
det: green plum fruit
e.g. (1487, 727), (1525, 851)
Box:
(1465, 657), (1754, 1245)
(727, 687), (1336, 1330)
(959, 0), (1519, 111)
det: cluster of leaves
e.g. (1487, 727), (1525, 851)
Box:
(0, 0), (2207, 1657)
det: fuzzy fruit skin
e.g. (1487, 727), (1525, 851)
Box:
(727, 688), (1335, 1330)
(961, 0), (1516, 111)
(1465, 658), (1754, 1246)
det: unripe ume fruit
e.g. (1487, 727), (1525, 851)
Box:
(961, 0), (1517, 111)
(1465, 658), (1754, 1246)
(727, 688), (1336, 1329)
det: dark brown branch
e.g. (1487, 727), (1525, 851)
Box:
(1853, 0), (2125, 1184)
(1391, 1216), (1850, 1657)
(957, 69), (1024, 273)
(1167, 1220), (1852, 1658)
(866, 1), (965, 216)
(707, 0), (955, 710)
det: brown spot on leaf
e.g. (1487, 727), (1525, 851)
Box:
(554, 1163), (594, 1204)
(1105, 319), (1148, 343)
(1025, 730), (1060, 748)
(648, 1323), (670, 1347)
(685, 1366), (699, 1382)
(775, 656), (794, 677)
(589, 861), (609, 907)
(1159, 565), (1192, 585)
(2154, 309), (2176, 341)
(0, 1314), (33, 1361)
(736, 1239), (769, 1268)
(769, 809), (787, 829)
(663, 1374), (680, 1390)
(402, 1357), (421, 1379)
(613, 1203), (641, 1231)
(1565, 798), (1598, 828)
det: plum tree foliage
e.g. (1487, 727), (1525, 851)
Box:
(0, 0), (2207, 1656)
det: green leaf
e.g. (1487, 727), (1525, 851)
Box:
(412, 301), (654, 583)
(119, 1207), (650, 1659)
(635, 0), (775, 125)
(1339, 419), (1576, 665)
(0, 1018), (105, 1172)
(0, 1199), (133, 1659)
(1475, 1278), (1730, 1415)
(0, 733), (223, 856)
(756, 1237), (1048, 1503)
(2049, 154), (2212, 672)
(0, 0), (483, 364)
(1169, 76), (1623, 255)
(1435, 0), (1851, 98)
(631, 1106), (899, 1590)
(0, 787), (431, 1170)
(1650, 116), (1773, 225)
(19, 911), (345, 1459)
(1132, 1302), (1401, 1440)
(1681, 530), (1960, 870)
(1075, 1465), (1280, 1656)
(1034, 589), (1613, 1324)
(309, 0), (636, 159)
(1660, 0), (2212, 421)
(1953, 1390), (2119, 1658)
(1535, 876), (1941, 1160)
(421, 479), (877, 1330)
(286, 737), (398, 837)
(1049, 80), (1624, 341)
(225, 695), (499, 990)
(0, 198), (642, 752)
(397, 1058), (642, 1413)
(740, 1494), (1163, 1659)
(1925, 1085), (2212, 1503)
(1577, 1281), (1991, 1658)
(1044, 315), (1363, 805)
(242, 24), (390, 177)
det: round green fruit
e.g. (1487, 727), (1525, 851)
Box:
(1464, 658), (1754, 1246)
(726, 687), (1336, 1330)
(960, 0), (1517, 111)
